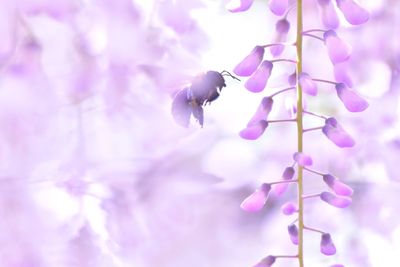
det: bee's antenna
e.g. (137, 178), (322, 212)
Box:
(221, 70), (241, 82)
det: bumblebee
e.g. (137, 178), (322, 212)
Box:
(171, 70), (238, 127)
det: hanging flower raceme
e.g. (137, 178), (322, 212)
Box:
(322, 117), (355, 148)
(288, 224), (299, 245)
(320, 233), (337, 255)
(324, 30), (352, 64)
(320, 191), (352, 208)
(298, 72), (318, 96)
(317, 0), (339, 29)
(281, 202), (298, 215)
(253, 256), (276, 267)
(336, 0), (369, 25)
(239, 120), (269, 140)
(227, 0), (254, 13)
(335, 83), (368, 112)
(245, 60), (273, 92)
(268, 0), (288, 16)
(293, 152), (313, 167)
(334, 62), (353, 87)
(234, 46), (265, 77)
(240, 183), (271, 212)
(323, 174), (354, 196)
(274, 166), (295, 195)
(270, 19), (290, 57)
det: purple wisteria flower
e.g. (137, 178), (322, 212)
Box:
(322, 117), (355, 148)
(335, 83), (368, 112)
(247, 97), (274, 126)
(240, 120), (269, 140)
(270, 19), (290, 57)
(227, 0), (254, 13)
(324, 30), (352, 64)
(253, 256), (276, 267)
(245, 61), (273, 92)
(298, 72), (318, 96)
(240, 183), (271, 212)
(330, 265), (345, 267)
(334, 62), (353, 87)
(320, 191), (352, 208)
(336, 0), (369, 25)
(293, 152), (313, 167)
(268, 0), (288, 16)
(274, 166), (295, 195)
(288, 224), (299, 245)
(281, 202), (298, 215)
(317, 0), (339, 29)
(323, 174), (354, 196)
(234, 46), (265, 76)
(320, 233), (336, 255)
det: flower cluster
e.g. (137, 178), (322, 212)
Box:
(228, 0), (369, 266)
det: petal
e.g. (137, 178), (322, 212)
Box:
(299, 72), (318, 96)
(281, 202), (298, 215)
(247, 97), (274, 126)
(323, 174), (354, 196)
(288, 72), (297, 86)
(335, 83), (368, 112)
(274, 167), (295, 196)
(336, 0), (369, 25)
(245, 61), (273, 92)
(234, 46), (265, 77)
(320, 233), (337, 256)
(334, 62), (353, 87)
(324, 30), (352, 64)
(318, 0), (340, 29)
(320, 191), (352, 208)
(253, 256), (276, 267)
(227, 0), (254, 12)
(293, 152), (313, 167)
(322, 117), (355, 147)
(268, 0), (288, 16)
(239, 120), (268, 140)
(171, 88), (191, 127)
(270, 19), (290, 57)
(240, 183), (271, 212)
(288, 224), (299, 245)
(330, 265), (345, 267)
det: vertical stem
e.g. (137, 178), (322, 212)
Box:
(296, 1), (304, 267)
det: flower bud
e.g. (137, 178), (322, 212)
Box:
(281, 202), (298, 215)
(268, 0), (288, 16)
(274, 167), (295, 196)
(288, 72), (297, 86)
(253, 256), (276, 267)
(245, 61), (273, 92)
(247, 97), (274, 126)
(323, 174), (354, 196)
(240, 183), (271, 212)
(320, 191), (352, 208)
(298, 72), (318, 96)
(336, 0), (369, 25)
(270, 19), (290, 57)
(239, 120), (268, 140)
(317, 0), (339, 29)
(288, 224), (299, 245)
(234, 46), (265, 77)
(324, 30), (352, 64)
(320, 233), (336, 255)
(293, 152), (313, 167)
(335, 83), (368, 112)
(322, 117), (355, 148)
(227, 0), (254, 13)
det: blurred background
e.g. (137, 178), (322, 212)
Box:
(0, 0), (399, 266)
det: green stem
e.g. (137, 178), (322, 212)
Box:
(296, 1), (304, 267)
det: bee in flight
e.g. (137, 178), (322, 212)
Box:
(171, 70), (239, 127)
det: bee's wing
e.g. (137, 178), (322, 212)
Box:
(191, 104), (204, 127)
(171, 88), (192, 127)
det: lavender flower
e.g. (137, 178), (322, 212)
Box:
(317, 0), (339, 29)
(330, 265), (345, 267)
(253, 256), (276, 267)
(335, 83), (369, 112)
(288, 224), (299, 245)
(320, 233), (337, 255)
(274, 166), (295, 195)
(320, 191), (352, 208)
(268, 0), (288, 16)
(227, 0), (254, 13)
(234, 46), (265, 76)
(270, 19), (290, 57)
(324, 30), (352, 64)
(298, 72), (318, 96)
(322, 117), (355, 148)
(336, 0), (369, 25)
(334, 62), (353, 87)
(281, 202), (298, 215)
(247, 97), (274, 126)
(293, 152), (313, 167)
(245, 61), (273, 92)
(241, 183), (271, 212)
(239, 120), (269, 140)
(323, 174), (354, 196)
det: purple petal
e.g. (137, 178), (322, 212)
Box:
(299, 72), (318, 96)
(281, 202), (298, 215)
(288, 224), (299, 245)
(227, 0), (254, 12)
(323, 174), (354, 196)
(240, 183), (271, 212)
(288, 72), (297, 86)
(253, 256), (276, 267)
(274, 167), (295, 196)
(239, 120), (268, 140)
(324, 30), (352, 64)
(318, 0), (340, 29)
(247, 97), (274, 126)
(334, 62), (353, 87)
(336, 0), (369, 25)
(322, 117), (355, 147)
(245, 61), (273, 92)
(320, 233), (337, 256)
(320, 191), (352, 208)
(270, 19), (290, 57)
(234, 46), (265, 77)
(268, 0), (288, 16)
(335, 83), (369, 112)
(293, 152), (313, 167)
(330, 265), (345, 267)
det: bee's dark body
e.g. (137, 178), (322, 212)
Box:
(171, 70), (229, 127)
